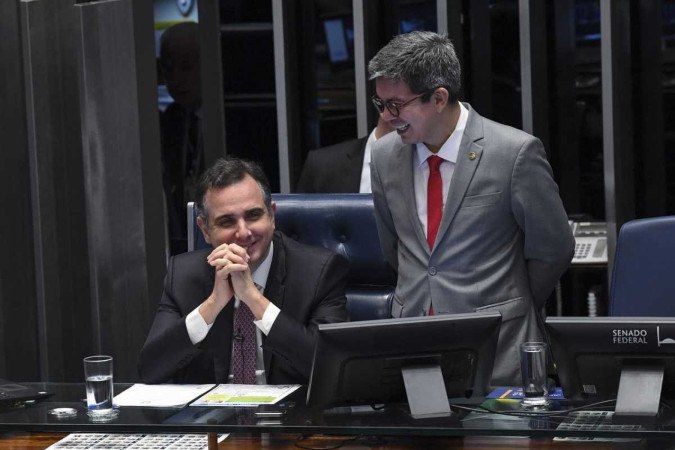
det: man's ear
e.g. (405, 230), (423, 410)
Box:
(196, 215), (212, 245)
(433, 87), (450, 111)
(270, 202), (276, 228)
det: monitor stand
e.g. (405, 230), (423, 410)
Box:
(613, 361), (664, 425)
(401, 364), (452, 419)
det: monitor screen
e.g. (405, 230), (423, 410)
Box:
(575, 0), (601, 45)
(546, 317), (675, 422)
(664, 1), (675, 48)
(324, 19), (349, 63)
(307, 312), (501, 418)
(322, 15), (354, 68)
(396, 0), (437, 34)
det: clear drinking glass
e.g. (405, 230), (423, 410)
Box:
(83, 355), (117, 419)
(520, 342), (549, 408)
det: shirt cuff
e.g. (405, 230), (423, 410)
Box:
(186, 308), (213, 345)
(254, 303), (280, 336)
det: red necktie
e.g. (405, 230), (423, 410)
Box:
(426, 155), (444, 250)
(231, 301), (257, 384)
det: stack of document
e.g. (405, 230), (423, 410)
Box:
(113, 383), (300, 408)
(190, 384), (300, 407)
(114, 384), (216, 408)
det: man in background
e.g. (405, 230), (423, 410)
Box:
(368, 31), (574, 385)
(139, 157), (349, 384)
(296, 117), (393, 193)
(159, 22), (204, 255)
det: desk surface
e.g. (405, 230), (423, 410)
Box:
(2, 383), (675, 441)
(1, 432), (663, 449)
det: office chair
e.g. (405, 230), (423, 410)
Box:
(609, 216), (675, 316)
(187, 194), (395, 320)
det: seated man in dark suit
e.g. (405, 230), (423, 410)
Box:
(139, 157), (349, 384)
(296, 117), (393, 193)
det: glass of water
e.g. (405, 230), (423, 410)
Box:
(83, 355), (117, 419)
(520, 342), (550, 408)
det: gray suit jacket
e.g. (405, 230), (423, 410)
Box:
(370, 104), (574, 386)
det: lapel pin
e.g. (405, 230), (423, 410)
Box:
(468, 151), (477, 161)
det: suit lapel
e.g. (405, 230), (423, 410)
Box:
(392, 142), (429, 252)
(346, 136), (367, 161)
(265, 233), (286, 308)
(209, 302), (234, 382)
(435, 106), (484, 248)
(262, 233), (286, 374)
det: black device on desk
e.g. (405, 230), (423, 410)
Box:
(307, 312), (501, 419)
(547, 317), (675, 424)
(0, 379), (51, 406)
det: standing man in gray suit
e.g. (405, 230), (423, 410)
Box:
(368, 31), (574, 385)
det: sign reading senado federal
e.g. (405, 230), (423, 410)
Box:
(611, 326), (675, 346)
(612, 329), (648, 344)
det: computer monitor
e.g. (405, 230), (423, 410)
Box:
(663, 2), (675, 51)
(322, 15), (354, 69)
(307, 312), (501, 419)
(391, 0), (437, 35)
(546, 317), (675, 423)
(575, 0), (601, 45)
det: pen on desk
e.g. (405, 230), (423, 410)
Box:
(499, 389), (513, 399)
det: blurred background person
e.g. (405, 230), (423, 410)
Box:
(296, 116), (394, 193)
(159, 22), (204, 255)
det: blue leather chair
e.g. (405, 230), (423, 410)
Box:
(187, 194), (396, 321)
(609, 216), (675, 316)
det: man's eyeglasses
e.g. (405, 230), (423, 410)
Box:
(371, 89), (434, 117)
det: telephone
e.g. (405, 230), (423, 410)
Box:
(570, 221), (608, 265)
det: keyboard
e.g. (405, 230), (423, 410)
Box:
(554, 411), (642, 442)
(46, 433), (227, 450)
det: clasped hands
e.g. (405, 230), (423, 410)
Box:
(200, 243), (268, 323)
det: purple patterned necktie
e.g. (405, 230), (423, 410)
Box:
(231, 300), (257, 384)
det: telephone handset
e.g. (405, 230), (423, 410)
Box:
(570, 221), (608, 265)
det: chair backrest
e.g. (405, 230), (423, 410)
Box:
(187, 201), (209, 252)
(609, 216), (675, 316)
(188, 194), (396, 320)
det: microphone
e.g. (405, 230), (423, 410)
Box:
(234, 328), (244, 341)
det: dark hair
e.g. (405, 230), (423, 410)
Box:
(159, 22), (199, 63)
(196, 157), (272, 224)
(368, 31), (462, 102)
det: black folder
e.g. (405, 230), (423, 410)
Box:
(0, 378), (51, 406)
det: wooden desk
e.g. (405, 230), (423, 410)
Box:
(0, 432), (665, 449)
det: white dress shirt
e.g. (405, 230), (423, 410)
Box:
(413, 103), (469, 237)
(359, 128), (379, 193)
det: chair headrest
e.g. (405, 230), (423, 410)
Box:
(272, 194), (396, 285)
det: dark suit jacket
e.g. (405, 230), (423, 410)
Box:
(295, 137), (367, 193)
(160, 102), (204, 255)
(138, 232), (349, 384)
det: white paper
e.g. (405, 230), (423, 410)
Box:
(113, 383), (216, 408)
(189, 384), (300, 407)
